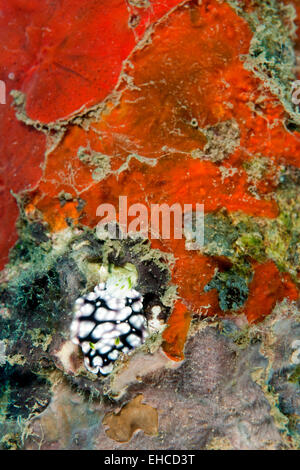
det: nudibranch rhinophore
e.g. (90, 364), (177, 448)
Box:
(70, 282), (147, 376)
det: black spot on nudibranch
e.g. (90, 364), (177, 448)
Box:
(70, 282), (147, 376)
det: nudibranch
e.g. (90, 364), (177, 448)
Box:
(70, 266), (147, 376)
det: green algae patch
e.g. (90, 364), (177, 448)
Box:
(201, 210), (266, 266)
(200, 163), (300, 284)
(199, 165), (300, 314)
(265, 168), (300, 277)
(288, 364), (300, 385)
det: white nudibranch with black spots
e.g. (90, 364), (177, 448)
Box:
(70, 265), (148, 376)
